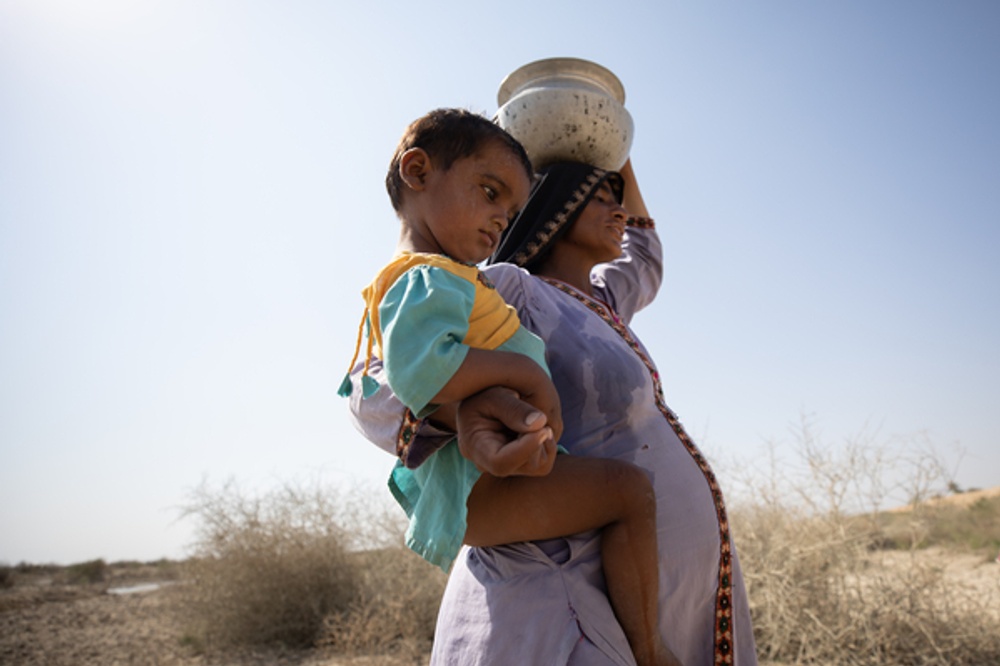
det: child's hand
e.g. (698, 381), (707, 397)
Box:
(456, 387), (558, 477)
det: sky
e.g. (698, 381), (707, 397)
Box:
(2, 1), (998, 565)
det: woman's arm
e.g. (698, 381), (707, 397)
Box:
(619, 159), (650, 219)
(593, 158), (663, 322)
(347, 358), (557, 475)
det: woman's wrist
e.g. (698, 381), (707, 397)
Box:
(626, 215), (655, 228)
(426, 402), (458, 431)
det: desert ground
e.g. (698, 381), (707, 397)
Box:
(3, 487), (998, 666)
(2, 548), (997, 666)
(0, 562), (426, 666)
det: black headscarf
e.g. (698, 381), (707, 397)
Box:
(488, 161), (624, 271)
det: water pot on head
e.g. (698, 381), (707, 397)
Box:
(496, 57), (634, 171)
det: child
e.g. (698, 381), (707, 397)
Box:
(341, 108), (675, 666)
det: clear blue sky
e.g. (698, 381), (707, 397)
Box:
(2, 1), (998, 565)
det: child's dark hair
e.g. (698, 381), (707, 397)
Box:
(386, 108), (533, 211)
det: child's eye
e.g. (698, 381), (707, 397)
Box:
(483, 185), (497, 201)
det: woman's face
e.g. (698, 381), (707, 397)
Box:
(558, 181), (628, 265)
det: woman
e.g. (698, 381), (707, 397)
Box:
(349, 159), (756, 665)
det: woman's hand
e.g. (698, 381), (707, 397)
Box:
(456, 387), (558, 477)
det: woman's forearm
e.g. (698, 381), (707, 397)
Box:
(619, 159), (650, 219)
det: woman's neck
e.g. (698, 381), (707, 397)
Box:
(535, 251), (595, 297)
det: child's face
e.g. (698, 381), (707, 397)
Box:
(418, 140), (531, 265)
(559, 181), (628, 265)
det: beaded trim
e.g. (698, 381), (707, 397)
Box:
(626, 216), (655, 229)
(396, 408), (422, 461)
(539, 277), (737, 665)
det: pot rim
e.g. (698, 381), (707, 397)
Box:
(497, 57), (626, 107)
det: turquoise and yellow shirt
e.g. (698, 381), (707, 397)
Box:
(345, 252), (548, 570)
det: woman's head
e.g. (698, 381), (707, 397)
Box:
(489, 161), (625, 272)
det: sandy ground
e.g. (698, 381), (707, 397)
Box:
(886, 485), (1000, 513)
(871, 546), (1000, 617)
(2, 549), (996, 666)
(0, 568), (428, 666)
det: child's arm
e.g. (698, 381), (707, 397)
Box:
(378, 263), (560, 436)
(431, 348), (563, 444)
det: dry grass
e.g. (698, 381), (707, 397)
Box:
(726, 418), (1000, 665)
(174, 428), (1000, 665)
(177, 479), (445, 660)
(316, 548), (444, 660)
(878, 487), (1000, 552)
(5, 423), (997, 666)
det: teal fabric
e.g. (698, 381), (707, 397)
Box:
(379, 265), (474, 418)
(388, 323), (548, 571)
(380, 265), (549, 571)
(389, 439), (481, 572)
(493, 324), (549, 366)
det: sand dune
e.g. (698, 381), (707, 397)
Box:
(888, 484), (1000, 512)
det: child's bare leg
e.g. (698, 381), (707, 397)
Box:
(465, 455), (677, 666)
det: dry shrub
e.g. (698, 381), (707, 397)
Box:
(179, 479), (364, 648)
(726, 417), (1000, 665)
(927, 494), (1000, 550)
(178, 477), (445, 658)
(61, 558), (108, 585)
(880, 494), (1000, 552)
(317, 547), (446, 659)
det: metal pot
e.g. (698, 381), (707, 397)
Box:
(496, 57), (633, 171)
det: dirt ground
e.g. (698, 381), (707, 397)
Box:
(0, 565), (428, 666)
(1, 550), (996, 666)
(871, 546), (1000, 617)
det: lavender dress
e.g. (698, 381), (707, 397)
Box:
(350, 224), (757, 666)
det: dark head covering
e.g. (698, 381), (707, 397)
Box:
(488, 161), (624, 271)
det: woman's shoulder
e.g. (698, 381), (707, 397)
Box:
(482, 262), (539, 309)
(482, 262), (532, 288)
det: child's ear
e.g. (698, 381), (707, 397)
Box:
(399, 148), (431, 192)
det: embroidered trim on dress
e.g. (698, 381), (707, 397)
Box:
(396, 408), (422, 462)
(539, 276), (737, 665)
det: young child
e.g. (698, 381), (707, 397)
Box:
(341, 108), (675, 666)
